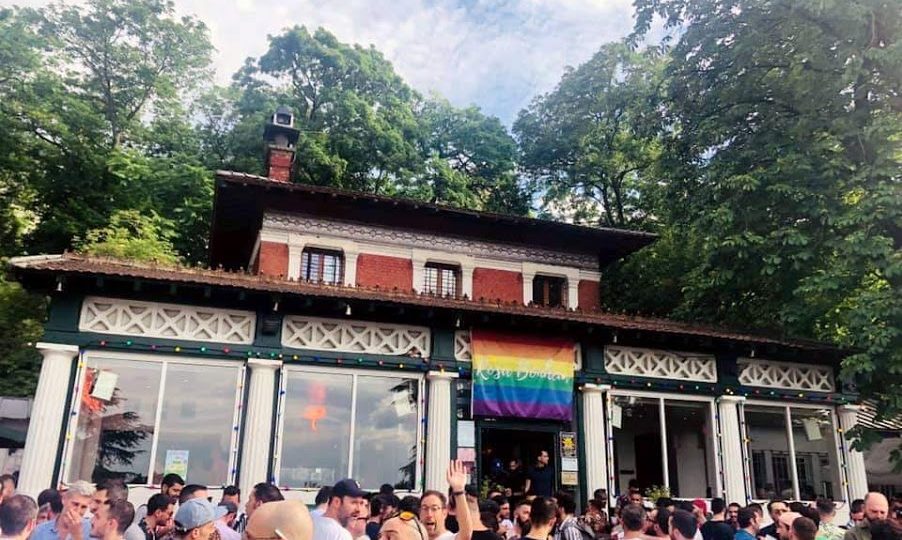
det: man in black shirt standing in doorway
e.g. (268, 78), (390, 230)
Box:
(524, 451), (554, 498)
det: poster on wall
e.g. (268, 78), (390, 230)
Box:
(164, 450), (189, 478)
(561, 471), (578, 486)
(471, 330), (575, 421)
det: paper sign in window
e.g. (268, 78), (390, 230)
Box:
(90, 370), (118, 401)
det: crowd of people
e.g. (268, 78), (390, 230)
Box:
(0, 465), (899, 540)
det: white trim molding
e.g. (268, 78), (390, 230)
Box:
(284, 233), (360, 286)
(79, 296), (256, 344)
(282, 316), (430, 356)
(522, 262), (581, 308)
(737, 358), (834, 392)
(411, 249), (475, 298)
(604, 346), (718, 382)
(262, 212), (599, 269)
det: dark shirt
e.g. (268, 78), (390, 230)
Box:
(761, 524), (777, 540)
(527, 465), (554, 497)
(505, 469), (527, 494)
(472, 530), (503, 540)
(366, 522), (381, 540)
(701, 520), (734, 540)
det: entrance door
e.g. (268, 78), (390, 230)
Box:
(634, 432), (663, 493)
(478, 424), (558, 499)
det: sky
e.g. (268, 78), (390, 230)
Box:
(12, 0), (641, 124)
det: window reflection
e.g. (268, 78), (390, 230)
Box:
(611, 396), (661, 493)
(352, 376), (418, 489)
(790, 408), (840, 500)
(665, 401), (715, 498)
(746, 406), (793, 499)
(69, 359), (161, 484)
(152, 363), (239, 485)
(279, 371), (353, 488)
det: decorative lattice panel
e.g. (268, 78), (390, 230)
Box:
(604, 346), (717, 382)
(738, 359), (834, 392)
(282, 316), (430, 356)
(454, 331), (472, 361)
(79, 297), (255, 344)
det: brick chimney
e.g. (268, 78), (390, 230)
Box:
(263, 106), (300, 182)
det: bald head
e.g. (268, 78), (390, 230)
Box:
(246, 500), (312, 540)
(864, 492), (889, 522)
(777, 512), (802, 540)
(380, 514), (428, 540)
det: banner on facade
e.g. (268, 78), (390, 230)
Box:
(471, 330), (575, 421)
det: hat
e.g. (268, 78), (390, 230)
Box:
(332, 478), (367, 499)
(692, 499), (708, 514)
(174, 499), (227, 532)
(218, 501), (238, 514)
(246, 500), (313, 540)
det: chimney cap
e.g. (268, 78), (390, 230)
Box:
(265, 106), (300, 146)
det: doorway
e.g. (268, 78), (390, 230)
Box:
(478, 424), (558, 498)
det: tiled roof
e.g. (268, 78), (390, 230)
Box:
(8, 253), (840, 352)
(215, 170), (658, 242)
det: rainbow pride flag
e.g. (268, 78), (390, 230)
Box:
(471, 329), (575, 421)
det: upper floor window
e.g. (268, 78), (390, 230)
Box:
(302, 248), (343, 284)
(533, 275), (566, 307)
(423, 263), (459, 297)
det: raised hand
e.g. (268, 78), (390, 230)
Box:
(446, 459), (468, 493)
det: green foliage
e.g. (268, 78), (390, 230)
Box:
(0, 273), (45, 397)
(77, 209), (180, 264)
(514, 43), (666, 227)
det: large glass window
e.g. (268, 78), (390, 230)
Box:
(610, 394), (717, 498)
(66, 354), (242, 486)
(277, 368), (422, 490)
(744, 404), (842, 501)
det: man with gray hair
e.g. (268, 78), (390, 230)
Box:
(31, 481), (94, 540)
(0, 493), (38, 540)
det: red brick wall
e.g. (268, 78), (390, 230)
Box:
(356, 253), (413, 290)
(578, 279), (600, 311)
(472, 268), (522, 303)
(266, 148), (293, 182)
(258, 241), (289, 278)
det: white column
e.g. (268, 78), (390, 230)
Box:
(837, 404), (869, 500)
(460, 263), (474, 299)
(522, 271), (535, 305)
(239, 359), (281, 496)
(581, 384), (610, 496)
(18, 343), (79, 497)
(425, 371), (458, 491)
(717, 395), (748, 503)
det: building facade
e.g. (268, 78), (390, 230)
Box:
(8, 113), (871, 517)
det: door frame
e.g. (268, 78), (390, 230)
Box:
(475, 418), (565, 496)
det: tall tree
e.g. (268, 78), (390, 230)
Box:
(627, 0), (901, 438)
(514, 43), (667, 227)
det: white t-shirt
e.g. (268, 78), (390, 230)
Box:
(436, 531), (456, 540)
(313, 515), (353, 540)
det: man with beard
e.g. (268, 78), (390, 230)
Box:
(510, 501), (531, 540)
(313, 479), (367, 540)
(90, 500), (135, 540)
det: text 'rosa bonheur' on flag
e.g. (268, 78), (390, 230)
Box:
(471, 329), (576, 421)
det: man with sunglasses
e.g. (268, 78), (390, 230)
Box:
(313, 479), (368, 540)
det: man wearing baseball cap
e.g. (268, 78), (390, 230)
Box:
(172, 499), (226, 540)
(245, 500), (313, 540)
(313, 479), (368, 540)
